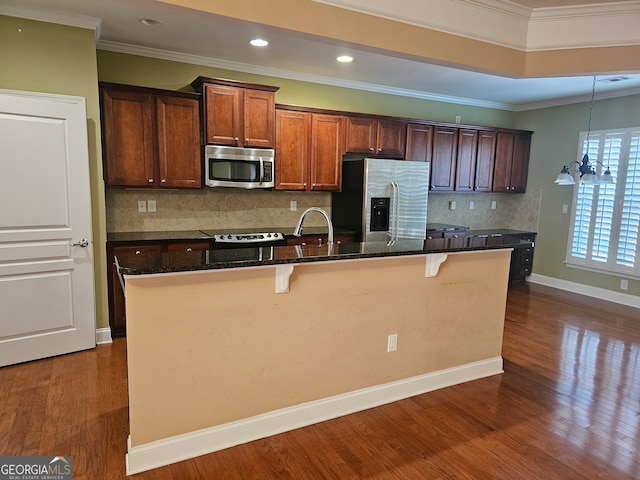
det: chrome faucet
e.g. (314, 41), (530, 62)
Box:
(293, 207), (334, 245)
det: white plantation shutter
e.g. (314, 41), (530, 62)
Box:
(617, 135), (640, 267)
(566, 128), (640, 277)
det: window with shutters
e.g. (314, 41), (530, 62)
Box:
(566, 127), (640, 277)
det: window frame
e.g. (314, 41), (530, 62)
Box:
(565, 126), (640, 278)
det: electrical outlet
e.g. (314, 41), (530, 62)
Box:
(290, 200), (297, 212)
(469, 201), (475, 210)
(455, 115), (461, 124)
(491, 200), (497, 210)
(621, 279), (629, 290)
(387, 334), (398, 352)
(147, 200), (156, 212)
(562, 204), (569, 214)
(449, 200), (456, 210)
(137, 200), (146, 213)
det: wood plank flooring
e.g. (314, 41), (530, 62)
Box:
(1, 282), (639, 479)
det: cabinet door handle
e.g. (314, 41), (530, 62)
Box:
(148, 179), (153, 183)
(135, 250), (141, 254)
(245, 137), (250, 144)
(161, 179), (166, 183)
(377, 147), (382, 152)
(369, 147), (374, 152)
(186, 248), (193, 252)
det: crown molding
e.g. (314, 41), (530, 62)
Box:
(527, 1), (640, 50)
(311, 0), (640, 52)
(311, 0), (531, 50)
(98, 40), (516, 111)
(0, 4), (101, 31)
(514, 85), (640, 111)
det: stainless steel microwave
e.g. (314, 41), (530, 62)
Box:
(204, 145), (275, 189)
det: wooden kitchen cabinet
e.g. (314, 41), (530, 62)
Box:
(345, 116), (405, 157)
(107, 239), (212, 336)
(508, 232), (536, 282)
(493, 130), (532, 193)
(405, 123), (433, 162)
(275, 107), (345, 191)
(191, 76), (279, 148)
(430, 126), (458, 191)
(455, 129), (497, 192)
(474, 130), (497, 192)
(425, 229), (467, 249)
(454, 129), (479, 191)
(100, 83), (201, 188)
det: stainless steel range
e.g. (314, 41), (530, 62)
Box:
(201, 231), (287, 249)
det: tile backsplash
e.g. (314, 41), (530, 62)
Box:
(106, 187), (541, 233)
(106, 188), (332, 232)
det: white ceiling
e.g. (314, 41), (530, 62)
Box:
(3, 0), (640, 111)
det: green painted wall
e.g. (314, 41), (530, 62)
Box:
(96, 50), (517, 127)
(519, 95), (640, 297)
(0, 15), (109, 330)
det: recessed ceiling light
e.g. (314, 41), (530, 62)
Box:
(250, 39), (269, 47)
(139, 18), (163, 27)
(337, 55), (353, 63)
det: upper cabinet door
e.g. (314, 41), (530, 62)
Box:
(310, 114), (345, 191)
(202, 84), (242, 146)
(430, 126), (458, 191)
(345, 117), (377, 154)
(275, 109), (311, 190)
(454, 129), (478, 192)
(509, 132), (531, 193)
(155, 95), (201, 188)
(376, 120), (406, 157)
(405, 123), (433, 162)
(101, 89), (156, 187)
(243, 89), (276, 148)
(474, 130), (496, 192)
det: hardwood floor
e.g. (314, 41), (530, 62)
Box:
(1, 282), (639, 479)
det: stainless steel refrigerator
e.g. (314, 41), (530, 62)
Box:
(332, 158), (430, 243)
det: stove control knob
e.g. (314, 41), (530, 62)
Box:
(227, 235), (232, 239)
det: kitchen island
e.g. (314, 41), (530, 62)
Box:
(120, 239), (521, 474)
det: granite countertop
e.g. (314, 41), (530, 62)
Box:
(116, 236), (533, 276)
(107, 227), (351, 244)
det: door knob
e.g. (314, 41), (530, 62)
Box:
(71, 239), (89, 247)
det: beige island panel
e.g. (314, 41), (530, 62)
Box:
(125, 249), (511, 473)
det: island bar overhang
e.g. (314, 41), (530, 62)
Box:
(124, 249), (512, 474)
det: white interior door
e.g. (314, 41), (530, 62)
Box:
(0, 90), (96, 367)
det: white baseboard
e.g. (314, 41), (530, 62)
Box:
(527, 273), (640, 309)
(126, 356), (503, 475)
(95, 327), (112, 345)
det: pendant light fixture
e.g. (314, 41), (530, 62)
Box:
(554, 75), (614, 186)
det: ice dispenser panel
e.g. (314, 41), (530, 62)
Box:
(370, 197), (390, 232)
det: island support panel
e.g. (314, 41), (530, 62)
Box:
(125, 249), (511, 474)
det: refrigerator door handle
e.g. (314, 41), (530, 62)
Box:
(390, 181), (400, 244)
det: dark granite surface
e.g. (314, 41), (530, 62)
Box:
(426, 223), (469, 232)
(107, 226), (350, 244)
(466, 229), (536, 237)
(116, 236), (533, 276)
